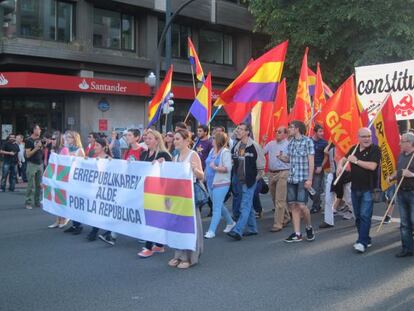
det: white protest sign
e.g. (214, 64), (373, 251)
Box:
(42, 153), (197, 250)
(355, 59), (414, 120)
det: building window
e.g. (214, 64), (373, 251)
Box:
(199, 30), (233, 65)
(20, 0), (74, 42)
(93, 8), (134, 51)
(158, 20), (191, 59)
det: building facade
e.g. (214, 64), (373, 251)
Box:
(0, 0), (265, 139)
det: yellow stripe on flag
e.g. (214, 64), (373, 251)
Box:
(143, 194), (194, 217)
(249, 62), (284, 83)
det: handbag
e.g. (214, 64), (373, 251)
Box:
(194, 180), (209, 208)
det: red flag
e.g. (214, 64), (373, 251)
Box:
(320, 75), (362, 159)
(373, 95), (400, 190)
(289, 48), (311, 125)
(215, 41), (288, 124)
(313, 63), (326, 126)
(273, 78), (289, 129)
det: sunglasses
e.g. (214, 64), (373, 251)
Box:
(51, 138), (56, 140)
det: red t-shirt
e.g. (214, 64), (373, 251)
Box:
(123, 146), (142, 161)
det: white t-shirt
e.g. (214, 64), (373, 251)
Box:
(264, 139), (290, 171)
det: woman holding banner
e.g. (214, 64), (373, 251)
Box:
(48, 131), (69, 229)
(138, 129), (172, 258)
(63, 131), (86, 235)
(168, 129), (204, 269)
(204, 132), (235, 239)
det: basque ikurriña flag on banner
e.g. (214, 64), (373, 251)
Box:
(188, 72), (211, 125)
(188, 37), (205, 82)
(214, 41), (288, 124)
(148, 65), (173, 127)
(372, 95), (400, 191)
(143, 176), (195, 234)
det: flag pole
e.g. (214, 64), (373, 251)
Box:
(333, 93), (391, 186)
(184, 65), (198, 124)
(377, 151), (414, 232)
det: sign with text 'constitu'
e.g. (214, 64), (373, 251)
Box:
(355, 59), (414, 120)
(42, 154), (197, 250)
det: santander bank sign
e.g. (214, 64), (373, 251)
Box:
(78, 79), (127, 93)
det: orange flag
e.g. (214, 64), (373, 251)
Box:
(289, 48), (311, 125)
(320, 75), (362, 159)
(313, 63), (326, 126)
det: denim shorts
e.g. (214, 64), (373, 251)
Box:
(287, 181), (309, 204)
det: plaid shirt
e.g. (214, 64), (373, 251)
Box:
(287, 136), (315, 184)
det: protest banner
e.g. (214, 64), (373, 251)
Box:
(42, 153), (197, 250)
(355, 59), (414, 120)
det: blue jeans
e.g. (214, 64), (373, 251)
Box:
(351, 190), (373, 247)
(397, 190), (414, 253)
(207, 185), (233, 234)
(232, 175), (241, 219)
(232, 178), (257, 235)
(1, 161), (17, 191)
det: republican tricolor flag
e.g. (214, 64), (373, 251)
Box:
(148, 65), (173, 127)
(143, 176), (195, 234)
(188, 37), (205, 82)
(214, 41), (288, 124)
(188, 72), (212, 125)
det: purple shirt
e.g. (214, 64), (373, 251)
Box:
(195, 138), (213, 170)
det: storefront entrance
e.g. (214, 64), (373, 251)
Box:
(0, 95), (64, 138)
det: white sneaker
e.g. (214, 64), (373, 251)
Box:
(342, 210), (354, 220)
(223, 222), (236, 233)
(48, 222), (59, 229)
(204, 231), (215, 239)
(354, 243), (366, 253)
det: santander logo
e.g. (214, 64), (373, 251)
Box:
(0, 73), (9, 86)
(78, 78), (127, 93)
(79, 79), (90, 90)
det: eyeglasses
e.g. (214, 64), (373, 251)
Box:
(277, 130), (285, 134)
(359, 135), (371, 138)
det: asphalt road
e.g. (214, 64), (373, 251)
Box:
(1, 189), (414, 311)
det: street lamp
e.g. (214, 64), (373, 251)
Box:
(145, 72), (156, 89)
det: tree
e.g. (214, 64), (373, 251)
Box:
(248, 0), (414, 105)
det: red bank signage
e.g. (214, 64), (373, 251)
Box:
(0, 72), (222, 100)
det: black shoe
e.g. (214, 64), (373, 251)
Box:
(319, 222), (334, 229)
(64, 226), (76, 233)
(395, 250), (413, 258)
(99, 233), (116, 246)
(255, 211), (262, 219)
(310, 207), (320, 214)
(243, 231), (258, 237)
(87, 232), (97, 241)
(72, 226), (83, 235)
(284, 233), (302, 243)
(306, 227), (315, 241)
(227, 231), (242, 241)
(384, 215), (392, 224)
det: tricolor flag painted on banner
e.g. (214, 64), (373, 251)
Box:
(188, 72), (212, 125)
(188, 37), (205, 82)
(148, 65), (173, 127)
(214, 41), (288, 124)
(54, 188), (67, 206)
(372, 95), (400, 191)
(143, 176), (195, 234)
(43, 185), (52, 201)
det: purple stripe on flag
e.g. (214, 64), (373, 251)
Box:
(233, 82), (278, 102)
(189, 56), (196, 66)
(189, 99), (208, 125)
(308, 85), (315, 96)
(144, 210), (195, 234)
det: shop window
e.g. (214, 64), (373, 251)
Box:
(199, 30), (233, 65)
(158, 20), (191, 59)
(19, 0), (74, 42)
(93, 8), (134, 51)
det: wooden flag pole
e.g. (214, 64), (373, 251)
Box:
(377, 151), (414, 233)
(183, 65), (199, 124)
(333, 94), (390, 186)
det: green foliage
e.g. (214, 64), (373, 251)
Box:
(248, 0), (414, 104)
